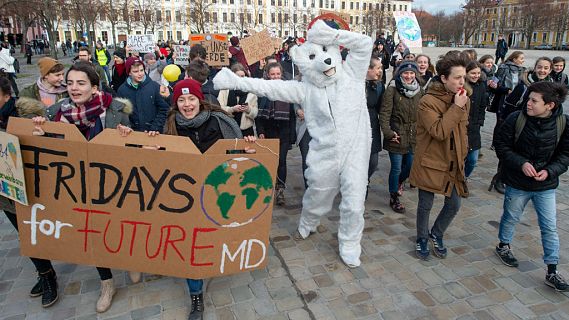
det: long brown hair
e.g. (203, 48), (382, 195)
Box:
(164, 99), (231, 135)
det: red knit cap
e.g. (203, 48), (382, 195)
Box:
(172, 79), (205, 102)
(125, 56), (145, 75)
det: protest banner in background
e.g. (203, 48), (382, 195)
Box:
(319, 10), (350, 24)
(393, 11), (423, 50)
(0, 131), (27, 205)
(127, 34), (154, 53)
(173, 45), (191, 66)
(240, 29), (282, 65)
(8, 118), (279, 279)
(189, 34), (229, 67)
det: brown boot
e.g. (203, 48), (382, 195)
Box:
(96, 279), (116, 313)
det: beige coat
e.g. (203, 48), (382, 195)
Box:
(409, 80), (470, 197)
(218, 89), (258, 130)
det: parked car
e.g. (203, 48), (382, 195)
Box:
(553, 44), (569, 50)
(534, 43), (553, 50)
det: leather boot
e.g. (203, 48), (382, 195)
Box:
(275, 186), (285, 206)
(38, 269), (58, 308)
(188, 293), (204, 320)
(96, 279), (116, 313)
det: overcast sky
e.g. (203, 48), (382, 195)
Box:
(413, 0), (462, 14)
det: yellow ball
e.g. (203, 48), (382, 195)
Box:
(163, 64), (181, 82)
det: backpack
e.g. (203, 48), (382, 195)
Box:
(514, 112), (566, 150)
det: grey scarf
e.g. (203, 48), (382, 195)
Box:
(400, 78), (421, 98)
(175, 110), (243, 139)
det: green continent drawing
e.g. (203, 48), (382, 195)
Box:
(203, 159), (274, 223)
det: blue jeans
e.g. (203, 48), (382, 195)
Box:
(388, 151), (414, 193)
(102, 65), (111, 83)
(465, 149), (480, 178)
(186, 278), (203, 295)
(498, 186), (559, 265)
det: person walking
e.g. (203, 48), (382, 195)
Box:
(380, 61), (424, 213)
(410, 55), (470, 260)
(494, 81), (569, 292)
(496, 34), (508, 64)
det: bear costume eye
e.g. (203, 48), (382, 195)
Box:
(322, 46), (327, 52)
(309, 54), (315, 60)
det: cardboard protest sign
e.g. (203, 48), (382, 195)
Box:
(8, 118), (279, 279)
(0, 131), (28, 205)
(189, 34), (229, 67)
(127, 34), (154, 53)
(240, 29), (282, 65)
(173, 45), (191, 66)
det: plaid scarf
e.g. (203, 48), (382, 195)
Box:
(58, 92), (112, 139)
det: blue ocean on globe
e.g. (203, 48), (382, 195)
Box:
(397, 18), (421, 41)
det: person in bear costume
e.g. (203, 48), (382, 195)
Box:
(213, 20), (372, 267)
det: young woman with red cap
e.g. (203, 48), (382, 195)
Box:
(145, 78), (255, 319)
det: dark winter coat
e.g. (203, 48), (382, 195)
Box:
(110, 64), (128, 93)
(488, 61), (524, 116)
(466, 80), (488, 151)
(495, 106), (569, 191)
(551, 70), (569, 90)
(379, 80), (424, 154)
(501, 71), (552, 120)
(117, 76), (170, 132)
(176, 117), (224, 153)
(0, 97), (17, 129)
(366, 80), (384, 153)
(496, 39), (508, 57)
(202, 79), (220, 105)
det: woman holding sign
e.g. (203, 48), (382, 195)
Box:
(0, 72), (60, 309)
(32, 61), (134, 313)
(144, 79), (255, 320)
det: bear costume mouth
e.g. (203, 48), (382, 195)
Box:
(323, 67), (336, 77)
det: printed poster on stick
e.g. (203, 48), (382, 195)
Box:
(173, 45), (191, 66)
(240, 30), (282, 65)
(127, 34), (154, 53)
(189, 34), (229, 67)
(8, 118), (279, 279)
(0, 131), (27, 205)
(393, 11), (423, 50)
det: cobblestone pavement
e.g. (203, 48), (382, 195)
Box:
(2, 49), (569, 319)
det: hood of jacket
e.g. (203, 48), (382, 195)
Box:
(15, 97), (46, 119)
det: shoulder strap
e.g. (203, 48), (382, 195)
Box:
(514, 112), (526, 144)
(555, 114), (566, 148)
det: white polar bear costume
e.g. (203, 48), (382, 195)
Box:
(213, 20), (372, 267)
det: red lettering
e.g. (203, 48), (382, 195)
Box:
(122, 221), (151, 256)
(145, 224), (163, 259)
(103, 220), (124, 253)
(162, 225), (186, 261)
(74, 208), (110, 252)
(191, 228), (217, 267)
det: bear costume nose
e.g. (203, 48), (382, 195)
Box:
(324, 58), (332, 65)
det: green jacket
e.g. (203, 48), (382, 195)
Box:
(19, 82), (68, 105)
(379, 82), (424, 154)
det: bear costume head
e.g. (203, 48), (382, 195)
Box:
(290, 21), (344, 88)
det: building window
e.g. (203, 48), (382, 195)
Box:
(271, 0), (274, 4)
(543, 32), (547, 42)
(483, 33), (487, 41)
(165, 10), (171, 22)
(230, 13), (235, 22)
(492, 19), (495, 28)
(330, 1), (333, 8)
(350, 2), (353, 9)
(475, 33), (479, 41)
(205, 12), (210, 22)
(399, 4), (402, 10)
(230, 0), (234, 3)
(278, 13), (282, 23)
(175, 11), (181, 23)
(247, 13), (252, 22)
(213, 12), (218, 23)
(319, 0), (323, 7)
(404, 5), (407, 11)
(158, 31), (163, 40)
(177, 31), (182, 41)
(356, 2), (359, 9)
(259, 13), (262, 23)
(491, 33), (495, 42)
(100, 12), (107, 21)
(223, 12), (227, 22)
(278, 0), (281, 5)
(303, 14), (307, 23)
(533, 32), (537, 42)
(167, 31), (172, 40)
(285, 13), (289, 21)
(293, 14), (297, 23)
(156, 10), (161, 22)
(342, 2), (345, 9)
(134, 10), (140, 21)
(102, 31), (108, 42)
(363, 2), (366, 10)
(350, 16), (353, 24)
(355, 16), (359, 24)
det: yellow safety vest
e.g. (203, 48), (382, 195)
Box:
(96, 48), (108, 66)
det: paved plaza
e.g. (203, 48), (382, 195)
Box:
(1, 48), (569, 319)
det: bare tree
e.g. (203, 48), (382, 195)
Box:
(516, 0), (549, 49)
(1, 1), (37, 52)
(550, 2), (569, 49)
(32, 0), (63, 58)
(132, 0), (158, 34)
(461, 0), (491, 45)
(188, 0), (214, 33)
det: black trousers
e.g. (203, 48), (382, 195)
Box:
(262, 120), (291, 187)
(4, 211), (53, 273)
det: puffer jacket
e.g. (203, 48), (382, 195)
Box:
(489, 61), (525, 115)
(409, 79), (470, 197)
(466, 79), (488, 151)
(117, 76), (170, 132)
(379, 80), (423, 154)
(501, 71), (552, 120)
(495, 106), (569, 191)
